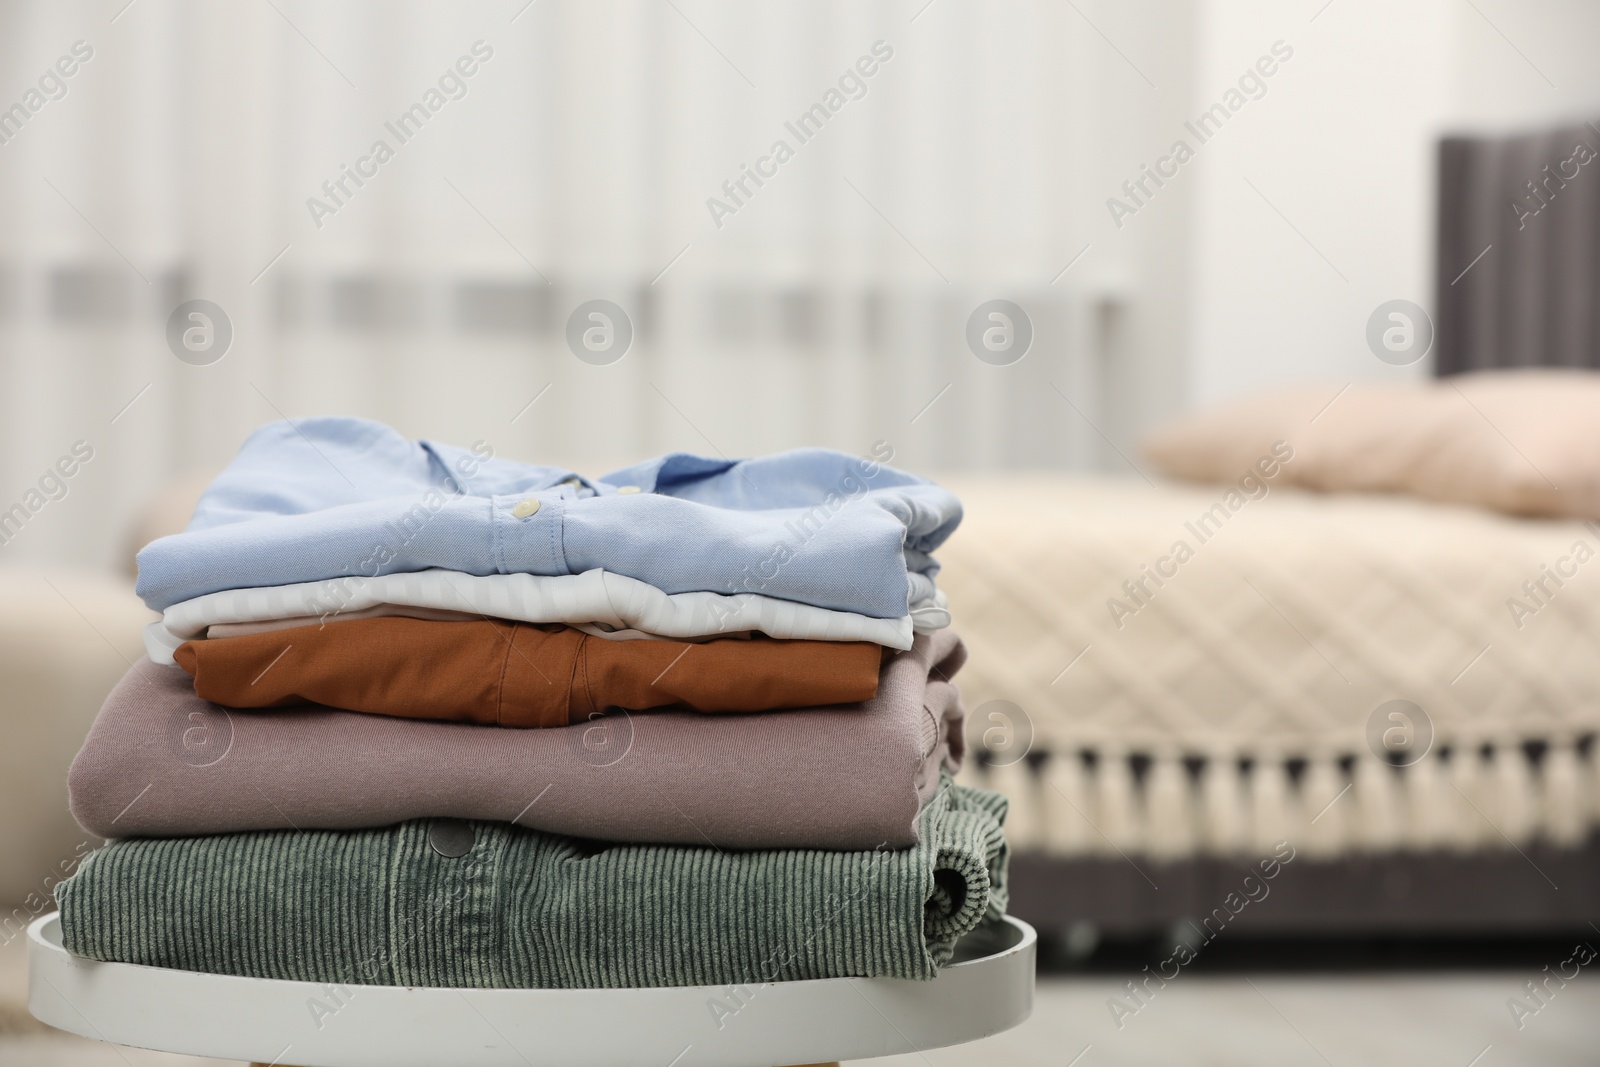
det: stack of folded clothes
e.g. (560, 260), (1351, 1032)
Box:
(55, 417), (1009, 989)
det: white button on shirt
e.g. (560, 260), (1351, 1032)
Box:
(511, 498), (542, 518)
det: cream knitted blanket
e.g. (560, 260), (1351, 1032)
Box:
(938, 476), (1600, 860)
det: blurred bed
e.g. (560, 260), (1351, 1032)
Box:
(942, 473), (1600, 937)
(946, 118), (1600, 942)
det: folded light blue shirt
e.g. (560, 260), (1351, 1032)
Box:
(135, 418), (962, 619)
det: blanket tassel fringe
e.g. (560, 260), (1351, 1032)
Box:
(964, 732), (1596, 858)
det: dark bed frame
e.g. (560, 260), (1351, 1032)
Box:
(1006, 118), (1600, 949)
(1436, 119), (1600, 376)
(1009, 841), (1600, 945)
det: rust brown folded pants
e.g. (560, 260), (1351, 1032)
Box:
(172, 617), (882, 728)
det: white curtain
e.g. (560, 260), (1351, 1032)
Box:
(0, 0), (1184, 571)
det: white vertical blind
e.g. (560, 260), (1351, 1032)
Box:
(0, 0), (1181, 571)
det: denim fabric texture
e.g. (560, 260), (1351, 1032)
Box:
(135, 418), (962, 616)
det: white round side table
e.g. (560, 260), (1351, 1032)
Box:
(29, 912), (1035, 1067)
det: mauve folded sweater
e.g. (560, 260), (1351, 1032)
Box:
(57, 779), (1008, 988)
(69, 632), (967, 849)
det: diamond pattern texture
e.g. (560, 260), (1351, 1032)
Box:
(935, 475), (1600, 756)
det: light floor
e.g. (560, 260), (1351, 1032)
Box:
(3, 931), (1593, 1065)
(860, 972), (1595, 1067)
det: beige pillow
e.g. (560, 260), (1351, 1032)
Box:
(1139, 369), (1600, 519)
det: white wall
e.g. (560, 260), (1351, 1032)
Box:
(1182, 0), (1454, 407)
(1447, 0), (1600, 131)
(1178, 0), (1600, 411)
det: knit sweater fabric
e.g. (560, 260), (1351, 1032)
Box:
(57, 779), (1007, 989)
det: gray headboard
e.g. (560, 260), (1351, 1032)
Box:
(1435, 121), (1600, 376)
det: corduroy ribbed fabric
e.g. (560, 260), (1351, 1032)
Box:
(57, 779), (1007, 988)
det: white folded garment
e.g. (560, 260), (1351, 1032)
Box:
(142, 567), (950, 664)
